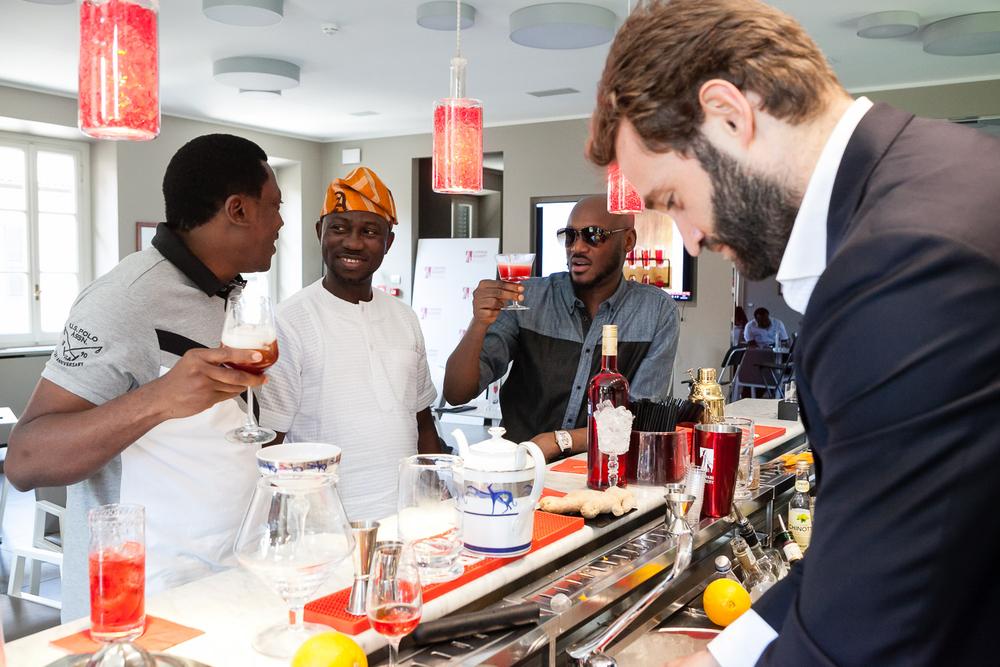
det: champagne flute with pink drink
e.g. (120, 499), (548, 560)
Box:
(367, 541), (423, 667)
(496, 253), (534, 311)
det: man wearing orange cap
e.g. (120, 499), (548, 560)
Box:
(260, 167), (441, 521)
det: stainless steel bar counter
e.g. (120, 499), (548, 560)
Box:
(7, 403), (804, 666)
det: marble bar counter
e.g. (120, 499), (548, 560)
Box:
(7, 401), (804, 667)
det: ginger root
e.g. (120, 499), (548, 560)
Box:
(538, 487), (636, 519)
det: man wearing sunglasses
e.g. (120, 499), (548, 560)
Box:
(444, 195), (679, 460)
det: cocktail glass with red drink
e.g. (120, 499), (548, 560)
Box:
(367, 541), (423, 667)
(222, 292), (279, 445)
(89, 504), (146, 644)
(496, 253), (535, 311)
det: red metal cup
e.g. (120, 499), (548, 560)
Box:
(693, 424), (742, 518)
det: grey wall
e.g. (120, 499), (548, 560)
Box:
(325, 118), (733, 396)
(4, 77), (999, 406)
(743, 277), (803, 339)
(0, 85), (325, 286)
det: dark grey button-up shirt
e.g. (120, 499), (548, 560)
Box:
(478, 272), (680, 442)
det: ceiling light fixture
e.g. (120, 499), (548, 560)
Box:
(78, 0), (159, 141)
(213, 56), (300, 90)
(856, 11), (920, 39)
(510, 2), (617, 49)
(607, 1), (643, 214)
(203, 0), (283, 27)
(417, 1), (475, 31)
(432, 0), (483, 194)
(527, 87), (579, 97)
(238, 89), (282, 99)
(923, 12), (1000, 56)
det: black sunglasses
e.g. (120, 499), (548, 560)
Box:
(556, 226), (627, 248)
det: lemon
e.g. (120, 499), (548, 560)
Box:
(702, 578), (751, 627)
(291, 631), (368, 667)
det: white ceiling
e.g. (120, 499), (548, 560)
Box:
(1, 0), (999, 142)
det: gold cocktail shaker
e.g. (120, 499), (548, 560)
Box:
(687, 368), (725, 424)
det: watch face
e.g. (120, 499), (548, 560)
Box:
(556, 431), (572, 451)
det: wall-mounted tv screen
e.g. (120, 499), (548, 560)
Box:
(532, 197), (695, 301)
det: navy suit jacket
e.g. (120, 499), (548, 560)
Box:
(753, 104), (1000, 665)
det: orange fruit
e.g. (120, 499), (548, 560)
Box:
(291, 631), (367, 667)
(702, 578), (751, 627)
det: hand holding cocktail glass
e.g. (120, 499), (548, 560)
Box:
(496, 253), (534, 311)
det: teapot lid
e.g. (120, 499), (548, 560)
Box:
(464, 427), (532, 472)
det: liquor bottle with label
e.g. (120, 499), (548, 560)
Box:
(731, 504), (787, 580)
(587, 325), (630, 490)
(730, 535), (776, 602)
(788, 461), (813, 551)
(775, 515), (804, 566)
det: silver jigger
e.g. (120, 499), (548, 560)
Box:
(346, 519), (380, 616)
(664, 491), (695, 537)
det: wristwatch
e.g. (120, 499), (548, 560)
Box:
(554, 430), (573, 454)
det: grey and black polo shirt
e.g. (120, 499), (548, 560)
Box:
(477, 272), (680, 443)
(42, 224), (256, 622)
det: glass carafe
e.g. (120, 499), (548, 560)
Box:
(234, 476), (354, 658)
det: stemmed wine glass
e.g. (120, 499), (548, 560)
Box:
(496, 253), (534, 311)
(234, 476), (355, 658)
(367, 541), (423, 667)
(222, 292), (279, 444)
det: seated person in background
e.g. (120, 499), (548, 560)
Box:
(732, 305), (748, 347)
(260, 167), (440, 522)
(6, 134), (281, 620)
(744, 307), (789, 348)
(443, 195), (679, 460)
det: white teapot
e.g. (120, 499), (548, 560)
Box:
(451, 427), (547, 558)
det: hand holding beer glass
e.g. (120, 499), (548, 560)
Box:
(222, 292), (279, 444)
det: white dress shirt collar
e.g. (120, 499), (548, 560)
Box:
(776, 96), (874, 314)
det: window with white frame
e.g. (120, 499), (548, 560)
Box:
(0, 135), (90, 347)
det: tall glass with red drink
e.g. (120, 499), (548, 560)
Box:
(89, 504), (145, 642)
(496, 253), (535, 311)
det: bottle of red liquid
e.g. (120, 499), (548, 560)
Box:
(587, 325), (630, 490)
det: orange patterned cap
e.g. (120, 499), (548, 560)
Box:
(321, 167), (397, 225)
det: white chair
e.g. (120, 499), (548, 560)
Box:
(7, 544), (62, 610)
(7, 497), (64, 610)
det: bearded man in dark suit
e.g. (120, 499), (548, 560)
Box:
(588, 1), (1000, 665)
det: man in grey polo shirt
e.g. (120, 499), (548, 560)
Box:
(444, 195), (679, 460)
(7, 134), (283, 621)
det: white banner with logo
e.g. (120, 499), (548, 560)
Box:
(412, 238), (500, 410)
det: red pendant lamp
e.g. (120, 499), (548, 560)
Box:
(432, 0), (483, 193)
(607, 162), (644, 214)
(79, 0), (160, 141)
